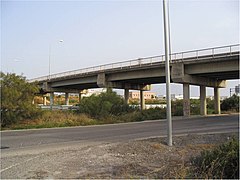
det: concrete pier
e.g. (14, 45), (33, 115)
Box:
(43, 96), (47, 105)
(183, 83), (190, 116)
(50, 92), (54, 106)
(214, 87), (221, 114)
(65, 92), (69, 105)
(124, 89), (129, 104)
(79, 92), (82, 104)
(200, 86), (207, 115)
(140, 90), (145, 110)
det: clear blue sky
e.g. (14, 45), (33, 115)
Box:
(1, 0), (239, 96)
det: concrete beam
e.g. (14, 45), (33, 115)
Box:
(200, 86), (207, 115)
(97, 73), (151, 90)
(107, 67), (166, 81)
(40, 82), (81, 93)
(183, 83), (190, 116)
(172, 63), (226, 88)
(51, 76), (97, 87)
(214, 87), (221, 114)
(185, 59), (239, 74)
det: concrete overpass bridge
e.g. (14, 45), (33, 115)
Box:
(30, 44), (239, 116)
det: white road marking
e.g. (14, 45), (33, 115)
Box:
(0, 155), (41, 173)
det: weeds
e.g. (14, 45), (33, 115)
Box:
(9, 111), (97, 130)
(190, 137), (239, 179)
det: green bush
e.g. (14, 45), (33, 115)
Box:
(172, 100), (183, 116)
(221, 95), (239, 112)
(135, 108), (166, 121)
(78, 89), (135, 119)
(191, 138), (239, 179)
(1, 72), (40, 127)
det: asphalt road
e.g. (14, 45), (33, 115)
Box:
(1, 114), (239, 152)
(1, 114), (239, 179)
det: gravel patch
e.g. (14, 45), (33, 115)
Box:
(1, 132), (238, 179)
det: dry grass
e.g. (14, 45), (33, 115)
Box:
(10, 111), (98, 129)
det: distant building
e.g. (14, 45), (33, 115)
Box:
(82, 88), (107, 97)
(230, 84), (239, 96)
(171, 94), (183, 100)
(129, 91), (156, 100)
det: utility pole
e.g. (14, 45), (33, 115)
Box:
(163, 0), (172, 146)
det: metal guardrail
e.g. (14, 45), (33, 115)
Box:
(29, 44), (239, 82)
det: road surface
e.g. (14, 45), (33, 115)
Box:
(1, 114), (239, 151)
(1, 114), (239, 179)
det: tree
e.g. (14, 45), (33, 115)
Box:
(1, 72), (40, 127)
(221, 95), (239, 112)
(78, 89), (134, 118)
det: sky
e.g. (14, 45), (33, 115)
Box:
(1, 0), (239, 97)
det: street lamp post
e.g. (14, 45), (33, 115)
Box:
(48, 40), (64, 80)
(163, 0), (172, 146)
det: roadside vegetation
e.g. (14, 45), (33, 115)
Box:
(1, 72), (239, 130)
(0, 72), (41, 128)
(189, 137), (239, 179)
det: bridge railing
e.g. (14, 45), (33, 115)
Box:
(29, 44), (239, 82)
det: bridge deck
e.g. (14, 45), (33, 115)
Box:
(29, 44), (239, 83)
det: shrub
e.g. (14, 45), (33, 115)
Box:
(10, 110), (97, 129)
(135, 108), (166, 121)
(191, 138), (239, 179)
(221, 95), (239, 112)
(78, 89), (135, 118)
(1, 72), (40, 127)
(172, 99), (183, 116)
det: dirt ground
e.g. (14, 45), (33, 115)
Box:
(1, 132), (238, 179)
(50, 132), (238, 179)
(80, 132), (238, 179)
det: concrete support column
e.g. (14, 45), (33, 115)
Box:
(65, 92), (69, 105)
(214, 87), (221, 114)
(200, 86), (207, 115)
(50, 92), (54, 106)
(43, 96), (47, 105)
(140, 90), (145, 110)
(79, 93), (82, 104)
(124, 89), (129, 104)
(183, 83), (190, 116)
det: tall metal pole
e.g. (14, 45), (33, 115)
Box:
(48, 40), (63, 81)
(163, 0), (172, 146)
(48, 44), (51, 80)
